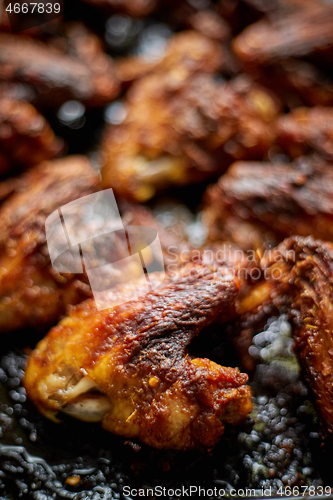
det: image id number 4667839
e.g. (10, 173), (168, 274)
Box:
(5, 2), (61, 13)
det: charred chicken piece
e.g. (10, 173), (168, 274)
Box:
(0, 98), (63, 177)
(260, 236), (333, 440)
(101, 32), (279, 202)
(233, 1), (333, 68)
(0, 156), (100, 333)
(277, 107), (333, 160)
(204, 158), (333, 250)
(0, 32), (119, 109)
(24, 260), (252, 450)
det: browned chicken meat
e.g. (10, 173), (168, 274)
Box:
(233, 1), (333, 68)
(0, 32), (119, 109)
(114, 28), (227, 85)
(24, 259), (252, 450)
(204, 158), (333, 250)
(101, 32), (279, 201)
(0, 156), (100, 333)
(0, 155), (194, 333)
(0, 98), (63, 177)
(259, 236), (333, 440)
(232, 1), (333, 108)
(277, 107), (333, 160)
(217, 234), (333, 442)
(255, 59), (333, 108)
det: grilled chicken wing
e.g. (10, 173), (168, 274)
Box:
(204, 158), (333, 250)
(259, 236), (333, 440)
(217, 234), (333, 440)
(0, 98), (63, 177)
(101, 31), (279, 201)
(24, 260), (252, 450)
(0, 156), (100, 333)
(0, 32), (119, 109)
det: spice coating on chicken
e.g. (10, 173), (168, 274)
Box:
(24, 261), (252, 450)
(0, 98), (63, 177)
(0, 156), (100, 333)
(204, 158), (333, 250)
(0, 33), (119, 109)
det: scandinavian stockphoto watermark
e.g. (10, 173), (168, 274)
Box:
(45, 189), (294, 311)
(45, 189), (165, 311)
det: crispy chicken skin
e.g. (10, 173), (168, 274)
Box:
(0, 156), (100, 333)
(204, 158), (333, 250)
(101, 32), (279, 201)
(277, 107), (333, 160)
(0, 98), (63, 177)
(260, 236), (333, 439)
(24, 261), (252, 450)
(233, 1), (333, 67)
(0, 33), (119, 109)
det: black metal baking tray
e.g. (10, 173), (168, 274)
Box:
(1, 2), (333, 498)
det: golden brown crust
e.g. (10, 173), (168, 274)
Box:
(24, 260), (252, 450)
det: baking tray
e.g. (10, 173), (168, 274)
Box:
(1, 2), (333, 498)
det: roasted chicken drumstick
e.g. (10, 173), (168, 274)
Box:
(24, 260), (252, 450)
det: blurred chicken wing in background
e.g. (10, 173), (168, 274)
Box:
(0, 156), (100, 333)
(0, 98), (63, 177)
(101, 32), (280, 202)
(204, 158), (333, 250)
